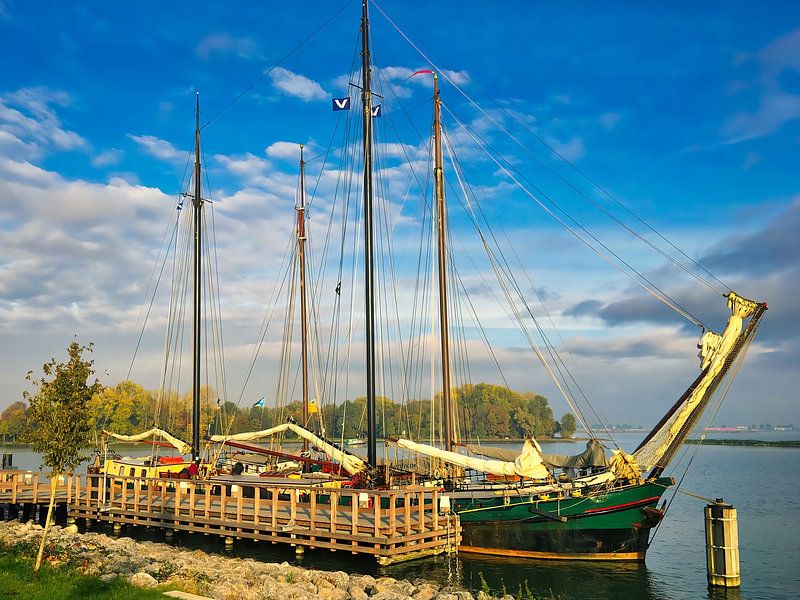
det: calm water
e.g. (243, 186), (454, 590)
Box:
(4, 433), (798, 599)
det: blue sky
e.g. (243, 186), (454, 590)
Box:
(1, 1), (798, 429)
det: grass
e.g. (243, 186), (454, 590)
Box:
(0, 553), (171, 599)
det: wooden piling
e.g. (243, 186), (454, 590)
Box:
(705, 499), (740, 588)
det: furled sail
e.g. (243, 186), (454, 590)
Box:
(395, 437), (550, 479)
(465, 439), (608, 470)
(103, 427), (192, 456)
(633, 292), (765, 472)
(210, 422), (366, 475)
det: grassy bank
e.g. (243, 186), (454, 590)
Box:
(0, 547), (170, 599)
(686, 438), (800, 448)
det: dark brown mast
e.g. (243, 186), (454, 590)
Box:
(360, 0), (377, 467)
(298, 145), (310, 452)
(433, 73), (455, 452)
(191, 93), (203, 461)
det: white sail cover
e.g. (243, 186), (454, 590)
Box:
(210, 423), (366, 475)
(633, 292), (759, 469)
(103, 427), (192, 456)
(395, 437), (550, 480)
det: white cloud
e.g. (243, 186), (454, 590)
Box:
(442, 69), (470, 86)
(195, 32), (257, 60)
(266, 141), (307, 160)
(553, 136), (585, 161)
(269, 67), (328, 102)
(91, 148), (123, 168)
(0, 87), (87, 157)
(722, 28), (800, 143)
(127, 134), (186, 163)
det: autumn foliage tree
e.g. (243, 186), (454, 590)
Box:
(23, 341), (102, 572)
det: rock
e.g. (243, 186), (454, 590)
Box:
(313, 570), (350, 589)
(433, 595), (458, 600)
(374, 577), (398, 593)
(372, 593), (413, 600)
(412, 583), (439, 600)
(99, 573), (117, 582)
(129, 571), (159, 587)
(63, 524), (79, 534)
(347, 583), (369, 600)
(452, 593), (473, 600)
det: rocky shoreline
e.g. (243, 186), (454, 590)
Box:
(0, 521), (500, 600)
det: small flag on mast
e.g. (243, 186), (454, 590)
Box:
(253, 397), (265, 408)
(332, 97), (351, 111)
(372, 105), (382, 118)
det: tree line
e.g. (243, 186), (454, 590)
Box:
(2, 380), (577, 442)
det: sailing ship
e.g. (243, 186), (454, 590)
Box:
(289, 0), (767, 561)
(100, 0), (767, 562)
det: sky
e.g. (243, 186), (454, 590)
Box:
(1, 0), (798, 430)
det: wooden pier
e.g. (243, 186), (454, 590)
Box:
(0, 470), (459, 565)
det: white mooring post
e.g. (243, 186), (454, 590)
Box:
(705, 499), (741, 588)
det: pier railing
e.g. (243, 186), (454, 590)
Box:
(0, 470), (73, 505)
(68, 473), (459, 564)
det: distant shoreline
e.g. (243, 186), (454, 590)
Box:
(686, 438), (800, 448)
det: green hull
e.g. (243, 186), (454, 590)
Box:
(451, 477), (671, 560)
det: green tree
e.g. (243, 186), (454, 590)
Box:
(0, 401), (28, 440)
(22, 341), (102, 572)
(560, 413), (577, 438)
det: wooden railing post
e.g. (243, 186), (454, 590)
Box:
(330, 491), (337, 534)
(373, 491), (380, 539)
(404, 491), (411, 536)
(417, 490), (424, 532)
(432, 488), (439, 531)
(389, 492), (396, 538)
(309, 489), (316, 533)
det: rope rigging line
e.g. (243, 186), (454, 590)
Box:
(442, 126), (620, 446)
(442, 103), (705, 329)
(200, 0), (355, 130)
(442, 128), (593, 435)
(370, 0), (729, 297)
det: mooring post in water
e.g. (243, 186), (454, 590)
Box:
(705, 498), (741, 588)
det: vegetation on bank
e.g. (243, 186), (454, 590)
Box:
(2, 379), (576, 443)
(686, 438), (800, 448)
(0, 539), (171, 599)
(0, 554), (169, 599)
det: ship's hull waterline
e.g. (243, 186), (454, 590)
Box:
(452, 478), (671, 561)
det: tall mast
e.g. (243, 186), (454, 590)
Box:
(433, 74), (455, 452)
(298, 145), (310, 453)
(360, 0), (377, 467)
(192, 93), (203, 461)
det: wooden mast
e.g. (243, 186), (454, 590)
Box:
(191, 93), (203, 461)
(360, 0), (378, 468)
(433, 74), (455, 452)
(298, 145), (310, 453)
